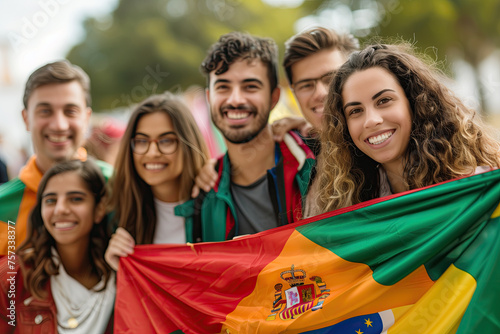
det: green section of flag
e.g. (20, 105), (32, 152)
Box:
(298, 170), (500, 284)
(297, 169), (500, 333)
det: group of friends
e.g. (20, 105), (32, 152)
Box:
(1, 26), (499, 333)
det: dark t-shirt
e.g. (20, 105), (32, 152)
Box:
(231, 175), (278, 236)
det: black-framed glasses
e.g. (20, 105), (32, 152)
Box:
(131, 136), (179, 155)
(292, 71), (336, 98)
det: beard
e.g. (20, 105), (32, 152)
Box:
(212, 104), (271, 144)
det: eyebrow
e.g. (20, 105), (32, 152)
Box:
(35, 102), (81, 109)
(134, 131), (177, 138)
(42, 191), (88, 198)
(343, 89), (396, 111)
(213, 78), (264, 86)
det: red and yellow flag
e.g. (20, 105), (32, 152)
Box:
(115, 170), (500, 334)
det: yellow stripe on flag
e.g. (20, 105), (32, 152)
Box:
(221, 230), (434, 334)
(388, 264), (476, 334)
(490, 202), (500, 219)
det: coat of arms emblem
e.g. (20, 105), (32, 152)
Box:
(266, 265), (330, 321)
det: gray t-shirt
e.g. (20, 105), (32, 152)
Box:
(231, 175), (278, 236)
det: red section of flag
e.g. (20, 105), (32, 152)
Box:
(114, 227), (295, 334)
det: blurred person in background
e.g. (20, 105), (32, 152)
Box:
(84, 118), (126, 167)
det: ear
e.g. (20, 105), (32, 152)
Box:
(205, 87), (210, 104)
(270, 86), (281, 110)
(85, 107), (92, 127)
(93, 199), (107, 224)
(22, 109), (30, 131)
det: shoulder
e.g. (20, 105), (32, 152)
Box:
(94, 160), (114, 181)
(0, 178), (26, 198)
(0, 178), (26, 220)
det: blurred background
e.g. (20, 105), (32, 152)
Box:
(1, 0), (500, 178)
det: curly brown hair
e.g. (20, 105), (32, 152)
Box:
(16, 160), (112, 299)
(305, 43), (500, 216)
(200, 31), (279, 92)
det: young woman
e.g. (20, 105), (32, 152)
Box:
(105, 92), (209, 270)
(305, 43), (500, 216)
(0, 160), (114, 333)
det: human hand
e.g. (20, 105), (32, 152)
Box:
(191, 158), (218, 198)
(272, 116), (314, 142)
(104, 227), (135, 271)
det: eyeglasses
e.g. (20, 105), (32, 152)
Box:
(292, 71), (336, 99)
(131, 136), (179, 155)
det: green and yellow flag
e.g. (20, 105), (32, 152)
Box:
(115, 170), (500, 333)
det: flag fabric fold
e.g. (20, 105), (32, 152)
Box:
(115, 170), (500, 334)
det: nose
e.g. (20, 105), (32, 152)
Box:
(363, 108), (383, 129)
(311, 81), (329, 103)
(53, 198), (70, 215)
(145, 140), (162, 157)
(50, 110), (70, 131)
(226, 87), (246, 107)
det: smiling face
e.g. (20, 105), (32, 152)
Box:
(42, 171), (103, 249)
(22, 81), (91, 173)
(342, 67), (412, 171)
(132, 111), (183, 201)
(207, 58), (280, 144)
(291, 49), (347, 131)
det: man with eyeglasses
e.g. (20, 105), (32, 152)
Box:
(272, 27), (359, 155)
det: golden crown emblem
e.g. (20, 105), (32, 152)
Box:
(280, 265), (306, 287)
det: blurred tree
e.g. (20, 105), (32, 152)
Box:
(67, 0), (305, 112)
(298, 0), (500, 114)
(375, 0), (500, 114)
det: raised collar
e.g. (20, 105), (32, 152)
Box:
(19, 148), (88, 192)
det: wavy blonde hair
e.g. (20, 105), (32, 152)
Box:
(305, 43), (500, 217)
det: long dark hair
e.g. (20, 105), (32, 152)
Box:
(110, 92), (209, 244)
(16, 159), (112, 299)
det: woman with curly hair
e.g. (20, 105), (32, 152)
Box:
(104, 92), (209, 271)
(305, 43), (500, 216)
(0, 159), (114, 333)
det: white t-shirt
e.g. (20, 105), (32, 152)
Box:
(378, 166), (494, 197)
(152, 198), (186, 244)
(50, 250), (116, 333)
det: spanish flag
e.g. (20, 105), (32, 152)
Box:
(115, 170), (500, 333)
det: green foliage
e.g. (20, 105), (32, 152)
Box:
(67, 0), (305, 111)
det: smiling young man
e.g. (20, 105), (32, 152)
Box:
(0, 60), (112, 255)
(176, 32), (315, 242)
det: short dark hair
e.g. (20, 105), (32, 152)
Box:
(200, 31), (279, 92)
(283, 27), (359, 84)
(23, 60), (91, 108)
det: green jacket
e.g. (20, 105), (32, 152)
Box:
(176, 132), (315, 243)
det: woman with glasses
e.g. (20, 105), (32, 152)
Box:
(104, 92), (209, 271)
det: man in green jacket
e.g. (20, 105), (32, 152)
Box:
(0, 60), (112, 255)
(176, 32), (315, 243)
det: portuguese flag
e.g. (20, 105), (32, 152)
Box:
(115, 170), (500, 334)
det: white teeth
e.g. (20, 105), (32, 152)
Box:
(368, 131), (393, 145)
(54, 222), (75, 229)
(48, 135), (68, 142)
(145, 163), (166, 170)
(227, 111), (250, 120)
(312, 107), (324, 114)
